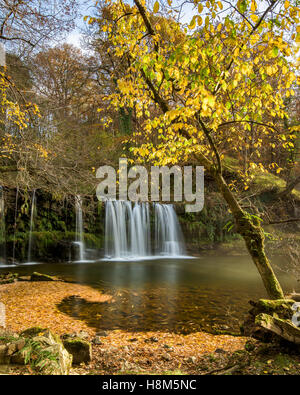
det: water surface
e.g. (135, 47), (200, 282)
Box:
(0, 255), (297, 334)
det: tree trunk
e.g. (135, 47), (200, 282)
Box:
(213, 171), (284, 300)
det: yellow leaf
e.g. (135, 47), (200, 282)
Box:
(251, 14), (259, 23)
(198, 4), (203, 13)
(251, 0), (257, 12)
(189, 16), (196, 30)
(284, 0), (290, 9)
(197, 16), (203, 26)
(153, 1), (160, 13)
(234, 47), (240, 57)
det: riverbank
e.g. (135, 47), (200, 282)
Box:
(0, 280), (246, 373)
(1, 280), (300, 375)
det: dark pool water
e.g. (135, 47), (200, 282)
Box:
(0, 255), (298, 334)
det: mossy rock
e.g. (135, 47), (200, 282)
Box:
(19, 328), (72, 374)
(30, 272), (56, 282)
(20, 327), (48, 338)
(0, 272), (19, 285)
(62, 337), (92, 365)
(251, 299), (295, 320)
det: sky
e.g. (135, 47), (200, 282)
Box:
(65, 0), (197, 48)
(65, 0), (94, 48)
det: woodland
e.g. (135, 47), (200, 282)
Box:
(0, 0), (299, 376)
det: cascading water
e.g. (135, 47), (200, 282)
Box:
(0, 186), (6, 265)
(27, 189), (36, 263)
(105, 200), (151, 259)
(154, 203), (185, 256)
(12, 187), (19, 264)
(75, 195), (85, 261)
(104, 200), (185, 260)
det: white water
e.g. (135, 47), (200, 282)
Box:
(104, 201), (185, 260)
(27, 189), (36, 263)
(0, 186), (6, 265)
(12, 187), (19, 264)
(75, 195), (85, 261)
(154, 203), (186, 256)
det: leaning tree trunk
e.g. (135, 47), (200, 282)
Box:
(132, 0), (284, 301)
(213, 171), (284, 300)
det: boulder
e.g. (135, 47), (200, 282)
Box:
(62, 337), (92, 365)
(20, 327), (48, 337)
(17, 327), (72, 374)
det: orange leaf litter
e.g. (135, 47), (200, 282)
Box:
(0, 281), (247, 356)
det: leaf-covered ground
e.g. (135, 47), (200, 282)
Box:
(1, 281), (299, 375)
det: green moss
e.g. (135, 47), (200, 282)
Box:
(257, 299), (295, 313)
(62, 337), (92, 365)
(274, 353), (293, 369)
(30, 272), (56, 282)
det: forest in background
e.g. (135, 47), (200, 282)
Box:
(0, 0), (300, 376)
(0, 0), (299, 272)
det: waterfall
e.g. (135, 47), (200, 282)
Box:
(104, 201), (185, 260)
(27, 189), (36, 263)
(105, 200), (151, 259)
(154, 203), (185, 256)
(0, 186), (6, 264)
(75, 195), (85, 261)
(12, 187), (19, 264)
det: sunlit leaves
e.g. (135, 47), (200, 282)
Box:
(93, 0), (299, 176)
(153, 1), (160, 13)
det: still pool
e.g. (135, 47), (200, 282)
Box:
(0, 255), (298, 334)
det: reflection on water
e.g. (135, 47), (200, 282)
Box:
(0, 256), (298, 334)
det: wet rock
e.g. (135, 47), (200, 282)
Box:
(62, 337), (92, 365)
(30, 272), (56, 282)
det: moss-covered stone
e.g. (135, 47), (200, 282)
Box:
(62, 337), (92, 365)
(18, 327), (72, 374)
(20, 327), (48, 338)
(30, 272), (56, 282)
